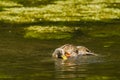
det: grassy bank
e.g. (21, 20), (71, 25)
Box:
(0, 0), (120, 39)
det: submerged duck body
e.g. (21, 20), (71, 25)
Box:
(52, 44), (96, 60)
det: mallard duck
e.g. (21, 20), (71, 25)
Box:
(52, 44), (97, 60)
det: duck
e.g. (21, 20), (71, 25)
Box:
(52, 44), (97, 60)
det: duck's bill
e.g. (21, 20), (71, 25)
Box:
(65, 52), (71, 58)
(61, 55), (67, 60)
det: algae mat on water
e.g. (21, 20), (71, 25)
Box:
(24, 26), (80, 39)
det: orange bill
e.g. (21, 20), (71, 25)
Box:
(65, 52), (71, 58)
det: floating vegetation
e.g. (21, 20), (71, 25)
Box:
(25, 26), (80, 33)
(0, 0), (120, 40)
(24, 26), (80, 39)
(0, 0), (120, 24)
(0, 0), (22, 7)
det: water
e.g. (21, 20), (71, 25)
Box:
(0, 25), (120, 80)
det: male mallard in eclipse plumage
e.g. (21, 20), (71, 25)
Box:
(52, 44), (97, 60)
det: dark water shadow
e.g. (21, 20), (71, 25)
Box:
(0, 7), (5, 12)
(107, 3), (120, 9)
(1, 19), (120, 29)
(10, 0), (58, 7)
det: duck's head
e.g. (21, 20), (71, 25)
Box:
(52, 48), (71, 60)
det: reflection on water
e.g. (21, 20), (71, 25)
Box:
(54, 55), (103, 68)
(54, 55), (104, 79)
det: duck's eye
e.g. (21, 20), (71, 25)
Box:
(57, 53), (62, 58)
(75, 50), (79, 54)
(86, 49), (90, 52)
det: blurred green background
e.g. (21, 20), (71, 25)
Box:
(0, 0), (120, 39)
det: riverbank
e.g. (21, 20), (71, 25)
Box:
(0, 0), (120, 39)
